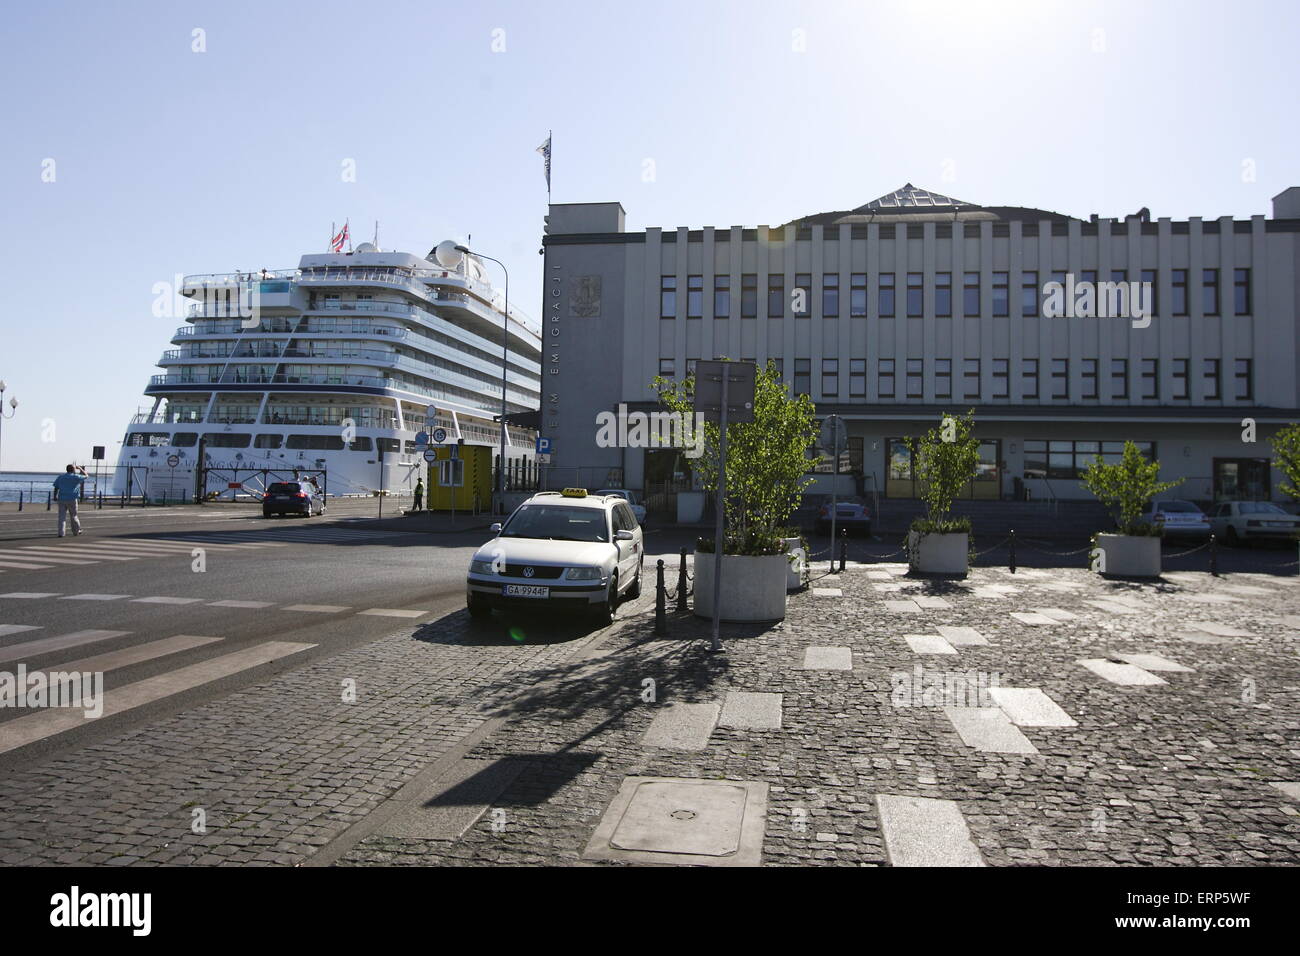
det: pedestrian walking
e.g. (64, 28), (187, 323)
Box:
(413, 478), (424, 512)
(53, 464), (88, 537)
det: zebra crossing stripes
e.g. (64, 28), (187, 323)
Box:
(0, 629), (131, 665)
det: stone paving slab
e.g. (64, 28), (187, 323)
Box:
(883, 600), (922, 613)
(813, 588), (843, 597)
(937, 625), (988, 646)
(719, 692), (783, 730)
(642, 702), (721, 750)
(803, 646), (852, 670)
(1271, 782), (1300, 801)
(377, 758), (526, 840)
(944, 707), (1039, 755)
(1010, 612), (1058, 626)
(988, 687), (1078, 727)
(1076, 659), (1168, 686)
(875, 794), (986, 867)
(1113, 653), (1194, 673)
(903, 634), (958, 655)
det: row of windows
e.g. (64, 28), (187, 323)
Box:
(127, 431), (425, 452)
(1023, 440), (1156, 479)
(660, 269), (1253, 319)
(657, 357), (1253, 401)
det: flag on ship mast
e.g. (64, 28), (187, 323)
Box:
(536, 132), (551, 199)
(330, 221), (350, 253)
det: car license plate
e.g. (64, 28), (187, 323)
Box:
(1267, 521), (1291, 527)
(504, 585), (549, 598)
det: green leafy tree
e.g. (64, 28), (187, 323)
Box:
(1080, 440), (1181, 535)
(1270, 423), (1300, 503)
(907, 411), (981, 533)
(653, 360), (817, 553)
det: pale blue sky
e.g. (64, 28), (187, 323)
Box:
(1, 0), (1296, 469)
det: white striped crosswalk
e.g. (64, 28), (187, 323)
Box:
(0, 526), (407, 573)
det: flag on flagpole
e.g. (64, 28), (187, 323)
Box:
(536, 133), (551, 197)
(330, 222), (350, 253)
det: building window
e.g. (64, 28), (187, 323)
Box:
(1111, 358), (1128, 400)
(659, 276), (677, 319)
(878, 359), (895, 398)
(935, 359), (952, 398)
(793, 358), (810, 396)
(768, 275), (785, 318)
(1141, 359), (1158, 400)
(1173, 358), (1189, 399)
(879, 273), (895, 317)
(992, 271), (1009, 317)
(1082, 359), (1099, 399)
(992, 358), (1009, 398)
(822, 274), (839, 317)
(1172, 269), (1188, 316)
(1051, 359), (1068, 399)
(1081, 269), (1097, 286)
(1234, 358), (1252, 400)
(1141, 269), (1158, 315)
(1024, 440), (1156, 480)
(794, 273), (812, 317)
(1111, 268), (1127, 285)
(936, 272), (952, 317)
(714, 275), (730, 318)
(1234, 268), (1251, 315)
(849, 359), (866, 397)
(1204, 358), (1221, 400)
(963, 272), (980, 315)
(658, 358), (675, 378)
(906, 359), (923, 398)
(906, 273), (924, 317)
(741, 274), (758, 318)
(963, 359), (980, 399)
(1021, 271), (1038, 317)
(850, 273), (867, 317)
(1202, 269), (1219, 316)
(1022, 359), (1039, 399)
(687, 275), (703, 318)
(822, 359), (839, 396)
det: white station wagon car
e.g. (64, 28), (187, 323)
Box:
(1207, 500), (1300, 546)
(466, 489), (644, 622)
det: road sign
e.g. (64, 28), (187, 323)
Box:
(694, 360), (756, 423)
(424, 405), (437, 425)
(536, 436), (552, 455)
(819, 416), (848, 455)
(415, 431), (429, 447)
(92, 446), (105, 461)
(432, 427), (448, 445)
(422, 449), (438, 463)
(537, 454), (551, 465)
(166, 454), (180, 468)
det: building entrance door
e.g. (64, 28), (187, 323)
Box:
(884, 437), (1001, 499)
(1213, 457), (1270, 501)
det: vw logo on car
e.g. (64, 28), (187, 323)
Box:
(522, 567), (535, 577)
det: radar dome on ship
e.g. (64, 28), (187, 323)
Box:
(354, 241), (379, 253)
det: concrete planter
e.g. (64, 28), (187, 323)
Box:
(693, 552), (788, 622)
(1093, 533), (1161, 577)
(907, 531), (969, 576)
(781, 536), (807, 591)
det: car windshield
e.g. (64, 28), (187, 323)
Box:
(501, 505), (608, 542)
(1155, 501), (1198, 513)
(268, 483), (301, 493)
(598, 490), (634, 503)
(1239, 501), (1287, 515)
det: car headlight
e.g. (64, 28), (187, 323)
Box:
(564, 566), (603, 580)
(469, 560), (496, 574)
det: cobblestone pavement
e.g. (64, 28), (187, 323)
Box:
(340, 564), (1300, 867)
(0, 611), (613, 866)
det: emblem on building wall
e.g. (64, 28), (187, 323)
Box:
(569, 275), (601, 317)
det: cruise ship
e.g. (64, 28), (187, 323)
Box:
(117, 240), (541, 501)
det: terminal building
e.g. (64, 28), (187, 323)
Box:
(539, 184), (1300, 515)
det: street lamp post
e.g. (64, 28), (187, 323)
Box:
(0, 381), (18, 473)
(455, 245), (509, 512)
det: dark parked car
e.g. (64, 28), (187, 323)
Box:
(262, 481), (325, 518)
(816, 495), (872, 536)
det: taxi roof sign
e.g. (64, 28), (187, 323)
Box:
(560, 487), (588, 498)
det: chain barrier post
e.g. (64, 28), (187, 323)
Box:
(1009, 529), (1016, 573)
(46, 492), (51, 511)
(1209, 533), (1218, 577)
(677, 547), (688, 610)
(655, 559), (667, 635)
(839, 528), (847, 572)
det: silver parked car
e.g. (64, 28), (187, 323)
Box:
(1143, 499), (1210, 538)
(1208, 500), (1300, 546)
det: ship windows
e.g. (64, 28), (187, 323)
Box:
(125, 432), (174, 447)
(348, 437), (373, 451)
(202, 433), (252, 448)
(377, 438), (401, 453)
(254, 434), (283, 449)
(286, 434), (346, 450)
(172, 433), (198, 447)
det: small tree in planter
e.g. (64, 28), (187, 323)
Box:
(654, 360), (817, 619)
(905, 411), (981, 575)
(1269, 423), (1300, 505)
(1080, 440), (1181, 576)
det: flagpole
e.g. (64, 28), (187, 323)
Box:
(330, 222), (335, 252)
(548, 129), (553, 203)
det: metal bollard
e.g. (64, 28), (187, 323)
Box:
(839, 528), (847, 573)
(17, 492), (22, 512)
(97, 492), (103, 510)
(676, 547), (688, 610)
(46, 492), (52, 511)
(655, 559), (667, 635)
(1209, 533), (1218, 577)
(1009, 529), (1016, 574)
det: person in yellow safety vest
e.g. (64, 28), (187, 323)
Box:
(413, 478), (424, 512)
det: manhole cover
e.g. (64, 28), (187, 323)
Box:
(670, 809), (697, 821)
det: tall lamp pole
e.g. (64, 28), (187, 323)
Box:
(455, 245), (509, 512)
(0, 381), (18, 473)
